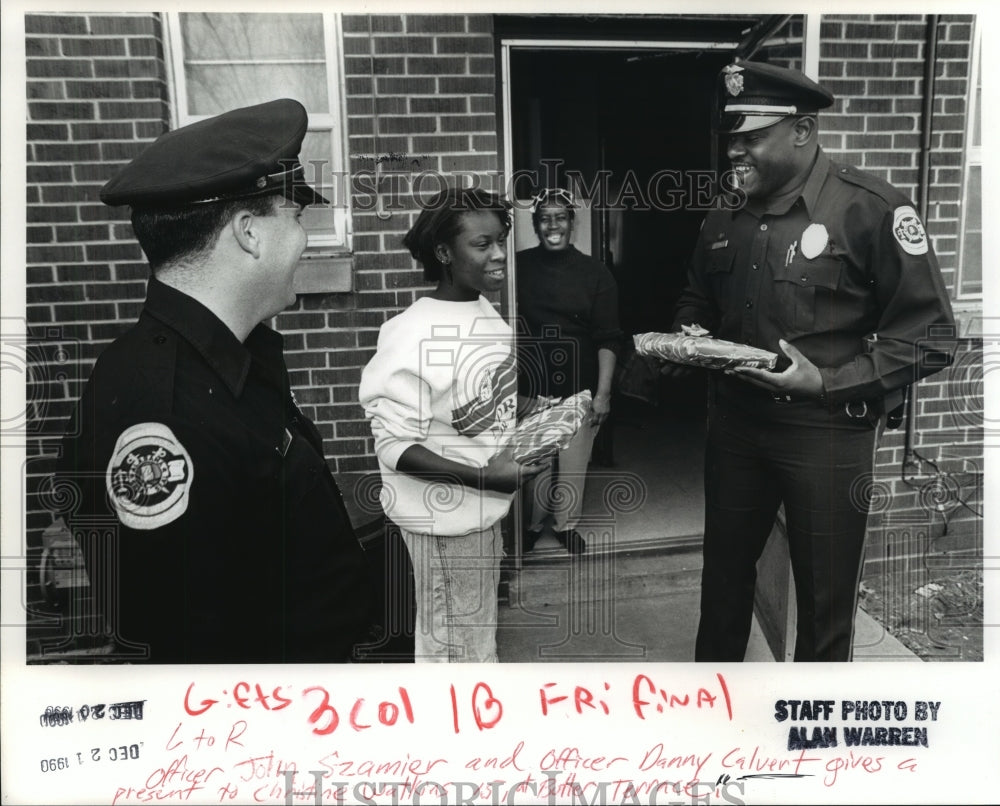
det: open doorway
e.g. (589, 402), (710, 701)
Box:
(505, 43), (733, 549)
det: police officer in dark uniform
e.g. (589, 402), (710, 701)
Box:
(669, 61), (956, 661)
(57, 99), (375, 663)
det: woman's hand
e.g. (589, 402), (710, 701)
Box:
(590, 392), (611, 426)
(481, 448), (545, 494)
(397, 444), (545, 494)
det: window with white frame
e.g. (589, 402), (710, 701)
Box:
(957, 19), (981, 299)
(165, 12), (351, 254)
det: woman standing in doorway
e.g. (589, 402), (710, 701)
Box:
(516, 188), (622, 555)
(359, 186), (544, 662)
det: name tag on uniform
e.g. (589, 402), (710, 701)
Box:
(710, 239), (729, 250)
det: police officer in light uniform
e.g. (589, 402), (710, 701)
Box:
(58, 99), (375, 663)
(669, 61), (956, 661)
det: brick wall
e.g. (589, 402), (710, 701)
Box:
(874, 341), (982, 540)
(274, 13), (500, 517)
(24, 12), (169, 625)
(815, 14), (982, 550)
(818, 14), (974, 293)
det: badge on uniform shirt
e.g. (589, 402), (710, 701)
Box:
(105, 422), (193, 530)
(892, 205), (929, 256)
(800, 223), (829, 259)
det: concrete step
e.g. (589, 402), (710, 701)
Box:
(510, 542), (704, 608)
(499, 535), (919, 663)
(498, 540), (712, 662)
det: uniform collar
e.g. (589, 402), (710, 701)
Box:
(798, 148), (831, 219)
(738, 147), (830, 219)
(143, 277), (283, 397)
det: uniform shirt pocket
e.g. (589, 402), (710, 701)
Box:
(772, 254), (844, 335)
(705, 247), (735, 275)
(703, 247), (735, 309)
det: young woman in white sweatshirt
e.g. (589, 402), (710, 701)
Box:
(359, 187), (544, 662)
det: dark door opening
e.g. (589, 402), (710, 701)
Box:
(508, 46), (731, 547)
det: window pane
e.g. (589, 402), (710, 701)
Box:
(186, 64), (329, 114)
(173, 11), (347, 249)
(298, 131), (340, 243)
(961, 164), (982, 296)
(966, 163), (982, 223)
(300, 204), (339, 243)
(973, 84), (981, 148)
(972, 39), (981, 148)
(300, 131), (336, 195)
(181, 13), (325, 61)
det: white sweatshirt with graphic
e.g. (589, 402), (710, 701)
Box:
(359, 296), (518, 536)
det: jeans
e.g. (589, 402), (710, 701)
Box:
(400, 523), (503, 663)
(695, 403), (878, 662)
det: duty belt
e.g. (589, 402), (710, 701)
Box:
(772, 392), (870, 420)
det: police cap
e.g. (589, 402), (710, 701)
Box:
(717, 60), (834, 134)
(100, 98), (328, 208)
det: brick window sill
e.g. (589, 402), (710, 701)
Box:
(293, 251), (354, 294)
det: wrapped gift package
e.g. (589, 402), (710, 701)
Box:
(509, 390), (592, 464)
(633, 331), (778, 370)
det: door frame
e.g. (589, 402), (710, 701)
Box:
(499, 36), (739, 572)
(497, 18), (820, 578)
(498, 36), (741, 315)
(498, 12), (821, 311)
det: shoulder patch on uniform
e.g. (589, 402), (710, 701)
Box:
(105, 422), (193, 530)
(892, 205), (929, 256)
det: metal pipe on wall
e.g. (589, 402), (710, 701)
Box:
(903, 14), (940, 463)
